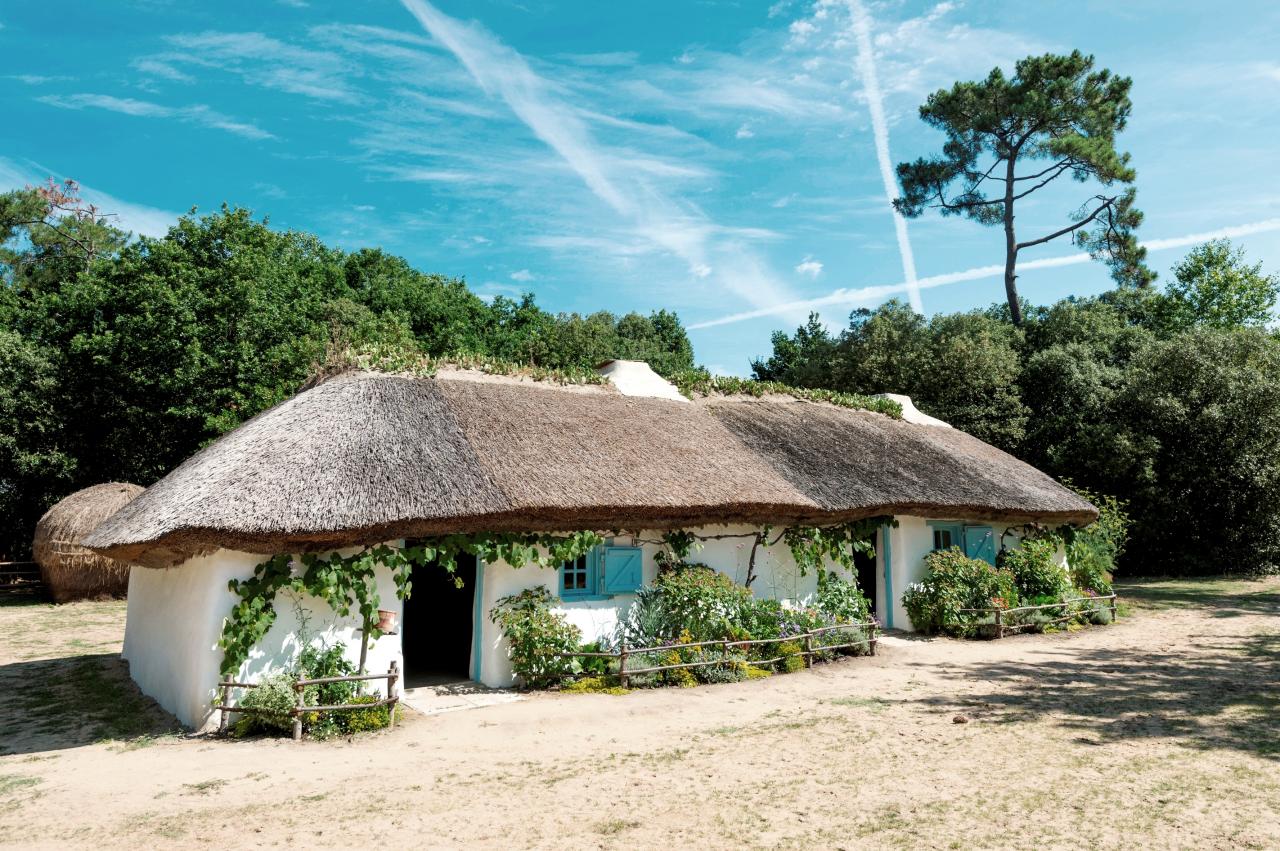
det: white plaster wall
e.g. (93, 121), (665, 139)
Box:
(473, 524), (865, 689)
(886, 516), (1071, 632)
(123, 547), (404, 732)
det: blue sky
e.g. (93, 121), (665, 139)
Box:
(3, 1), (1279, 373)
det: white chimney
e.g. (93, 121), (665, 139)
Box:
(875, 393), (951, 428)
(597, 360), (688, 402)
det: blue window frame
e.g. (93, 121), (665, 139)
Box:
(559, 545), (644, 599)
(927, 521), (997, 565)
(560, 550), (598, 598)
(930, 521), (963, 551)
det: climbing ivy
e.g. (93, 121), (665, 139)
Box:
(783, 517), (895, 577)
(218, 531), (604, 679)
(218, 519), (900, 681)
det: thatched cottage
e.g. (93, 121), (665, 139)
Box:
(84, 361), (1095, 731)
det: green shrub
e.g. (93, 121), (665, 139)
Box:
(813, 572), (873, 624)
(616, 565), (754, 647)
(902, 548), (1018, 636)
(652, 566), (755, 641)
(777, 641), (806, 673)
(490, 586), (583, 688)
(1066, 486), (1128, 593)
(999, 537), (1070, 600)
(562, 676), (629, 695)
(577, 641), (612, 676)
(234, 673), (297, 736)
(343, 695), (393, 733)
(296, 643), (358, 739)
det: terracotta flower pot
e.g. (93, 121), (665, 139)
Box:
(377, 609), (398, 634)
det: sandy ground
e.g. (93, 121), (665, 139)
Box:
(1, 577), (1277, 850)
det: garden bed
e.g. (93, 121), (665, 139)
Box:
(550, 620), (878, 688)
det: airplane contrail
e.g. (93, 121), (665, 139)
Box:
(848, 0), (922, 313)
(688, 217), (1280, 330)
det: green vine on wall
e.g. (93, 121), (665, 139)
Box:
(218, 531), (605, 679)
(783, 517), (895, 578)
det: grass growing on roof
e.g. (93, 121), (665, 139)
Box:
(671, 369), (903, 418)
(311, 341), (607, 388)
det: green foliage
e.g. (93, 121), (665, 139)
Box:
(296, 642), (358, 740)
(783, 518), (888, 577)
(894, 49), (1152, 320)
(777, 641), (806, 673)
(999, 538), (1070, 600)
(219, 531), (602, 680)
(754, 304), (1027, 451)
(646, 566), (754, 643)
(0, 194), (695, 558)
(342, 696), (393, 734)
(233, 674), (297, 736)
(813, 572), (873, 624)
(671, 367), (902, 418)
(1162, 240), (1279, 331)
(753, 240), (1280, 577)
(489, 586), (583, 689)
(1110, 328), (1280, 575)
(1065, 484), (1129, 593)
(902, 548), (1018, 636)
(561, 676), (630, 695)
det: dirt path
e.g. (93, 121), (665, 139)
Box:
(1, 578), (1277, 850)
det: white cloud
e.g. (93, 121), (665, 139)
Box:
(131, 58), (194, 83)
(795, 258), (823, 277)
(735, 124), (754, 139)
(8, 74), (71, 85)
(398, 0), (802, 312)
(37, 93), (273, 140)
(0, 156), (177, 238)
(155, 32), (360, 103)
(690, 217), (1280, 329)
(846, 0), (922, 312)
(510, 268), (535, 282)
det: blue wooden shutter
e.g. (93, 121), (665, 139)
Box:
(602, 546), (643, 594)
(964, 526), (996, 565)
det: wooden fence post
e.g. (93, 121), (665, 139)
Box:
(292, 683), (305, 741)
(869, 624), (878, 657)
(618, 639), (629, 689)
(803, 632), (813, 668)
(1110, 595), (1117, 623)
(994, 608), (1003, 640)
(218, 683), (231, 734)
(388, 660), (399, 730)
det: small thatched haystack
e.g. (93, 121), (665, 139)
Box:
(33, 483), (144, 602)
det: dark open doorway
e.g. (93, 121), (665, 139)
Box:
(402, 552), (477, 685)
(853, 539), (879, 619)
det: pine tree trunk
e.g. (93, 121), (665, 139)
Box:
(1003, 157), (1023, 326)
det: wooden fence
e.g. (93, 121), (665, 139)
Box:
(217, 661), (400, 741)
(959, 594), (1118, 639)
(0, 561), (42, 600)
(551, 620), (879, 687)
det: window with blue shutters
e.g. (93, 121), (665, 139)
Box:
(560, 551), (596, 598)
(930, 521), (963, 551)
(560, 545), (644, 598)
(963, 526), (997, 565)
(928, 521), (998, 566)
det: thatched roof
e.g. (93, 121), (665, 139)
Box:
(33, 482), (144, 602)
(84, 372), (1096, 567)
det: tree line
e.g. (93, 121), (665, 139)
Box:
(0, 184), (694, 559)
(753, 240), (1280, 576)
